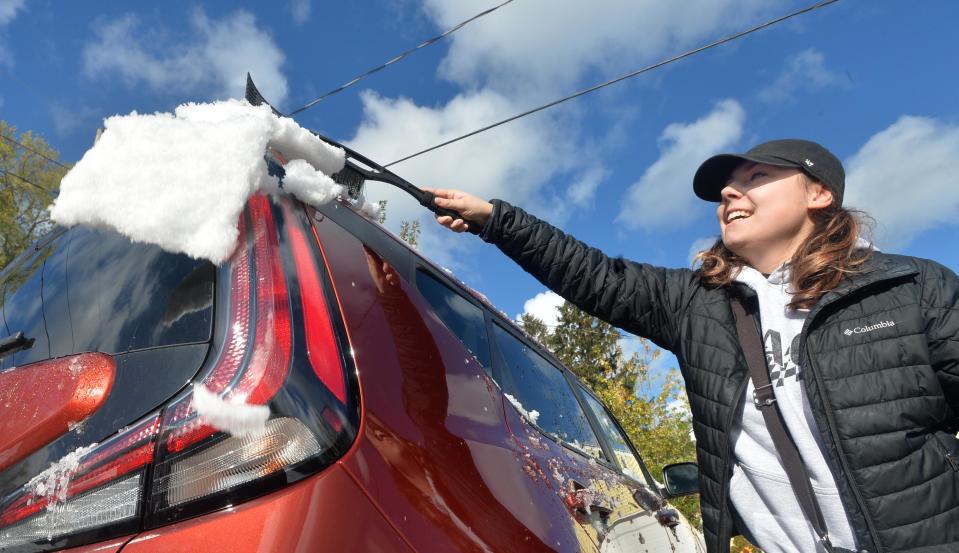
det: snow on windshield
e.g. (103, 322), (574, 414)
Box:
(50, 99), (351, 264)
(504, 393), (540, 425)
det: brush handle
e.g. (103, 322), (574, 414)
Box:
(419, 191), (481, 235)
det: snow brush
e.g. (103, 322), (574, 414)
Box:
(245, 74), (480, 234)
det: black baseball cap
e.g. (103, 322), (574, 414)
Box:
(693, 139), (845, 205)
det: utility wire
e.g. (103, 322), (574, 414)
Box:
(385, 0), (840, 167)
(0, 169), (56, 194)
(0, 134), (72, 170)
(288, 0), (517, 116)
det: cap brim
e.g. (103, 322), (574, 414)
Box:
(693, 154), (802, 201)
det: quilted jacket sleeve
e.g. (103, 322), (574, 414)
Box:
(480, 200), (698, 351)
(920, 260), (959, 425)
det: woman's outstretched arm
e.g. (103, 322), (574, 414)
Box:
(425, 188), (699, 352)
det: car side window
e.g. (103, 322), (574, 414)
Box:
(579, 389), (646, 481)
(491, 323), (606, 461)
(414, 269), (491, 369)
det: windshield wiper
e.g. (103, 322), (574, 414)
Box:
(0, 331), (33, 361)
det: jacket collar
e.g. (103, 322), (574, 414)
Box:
(729, 252), (918, 314)
(797, 252), (918, 327)
(817, 252), (917, 307)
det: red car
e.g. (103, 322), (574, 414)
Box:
(0, 153), (705, 552)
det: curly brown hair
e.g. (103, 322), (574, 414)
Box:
(694, 186), (874, 311)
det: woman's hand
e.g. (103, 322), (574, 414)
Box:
(423, 188), (493, 233)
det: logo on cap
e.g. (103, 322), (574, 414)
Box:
(804, 159), (814, 167)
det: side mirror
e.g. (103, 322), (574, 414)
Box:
(662, 462), (699, 498)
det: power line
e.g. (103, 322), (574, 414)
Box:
(0, 169), (56, 194)
(0, 134), (72, 170)
(385, 0), (841, 167)
(288, 0), (518, 116)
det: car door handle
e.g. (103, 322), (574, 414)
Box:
(566, 479), (612, 517)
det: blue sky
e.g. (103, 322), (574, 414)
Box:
(2, 0), (958, 376)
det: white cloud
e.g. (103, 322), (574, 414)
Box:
(544, 167), (608, 228)
(50, 104), (102, 137)
(83, 10), (288, 105)
(518, 291), (564, 328)
(0, 0), (24, 67)
(566, 167), (606, 206)
(290, 0), (310, 25)
(616, 99), (745, 231)
(423, 0), (776, 97)
(0, 0), (25, 26)
(688, 236), (718, 267)
(758, 48), (840, 104)
(347, 89), (579, 230)
(346, 1), (785, 242)
(844, 115), (959, 251)
(413, 223), (477, 274)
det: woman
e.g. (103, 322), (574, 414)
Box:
(426, 139), (959, 553)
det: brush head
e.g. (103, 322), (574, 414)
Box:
(244, 74), (285, 117)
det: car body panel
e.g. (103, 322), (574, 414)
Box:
(313, 212), (590, 551)
(120, 465), (412, 553)
(58, 535), (132, 553)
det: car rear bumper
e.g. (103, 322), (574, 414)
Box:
(78, 463), (412, 553)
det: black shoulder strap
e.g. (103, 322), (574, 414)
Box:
(730, 295), (835, 551)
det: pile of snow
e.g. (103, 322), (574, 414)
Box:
(280, 159), (343, 206)
(28, 443), (99, 510)
(192, 384), (269, 437)
(505, 393), (540, 424)
(51, 99), (376, 264)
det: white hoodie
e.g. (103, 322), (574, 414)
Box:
(729, 263), (857, 552)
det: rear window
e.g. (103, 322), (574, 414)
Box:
(1, 226), (215, 369)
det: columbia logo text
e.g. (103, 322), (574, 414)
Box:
(843, 321), (895, 336)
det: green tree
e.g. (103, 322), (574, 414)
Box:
(374, 198), (421, 250)
(0, 121), (68, 269)
(399, 220), (421, 248)
(520, 301), (701, 528)
(521, 302), (763, 551)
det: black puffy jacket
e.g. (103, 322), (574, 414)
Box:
(480, 200), (959, 553)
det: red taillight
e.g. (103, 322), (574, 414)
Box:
(0, 190), (357, 550)
(236, 194), (291, 405)
(148, 192), (350, 522)
(67, 443), (154, 499)
(283, 200), (346, 403)
(162, 194), (292, 454)
(0, 413), (160, 547)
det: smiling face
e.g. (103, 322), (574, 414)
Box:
(716, 162), (833, 273)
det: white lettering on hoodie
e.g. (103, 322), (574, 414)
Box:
(729, 264), (857, 553)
